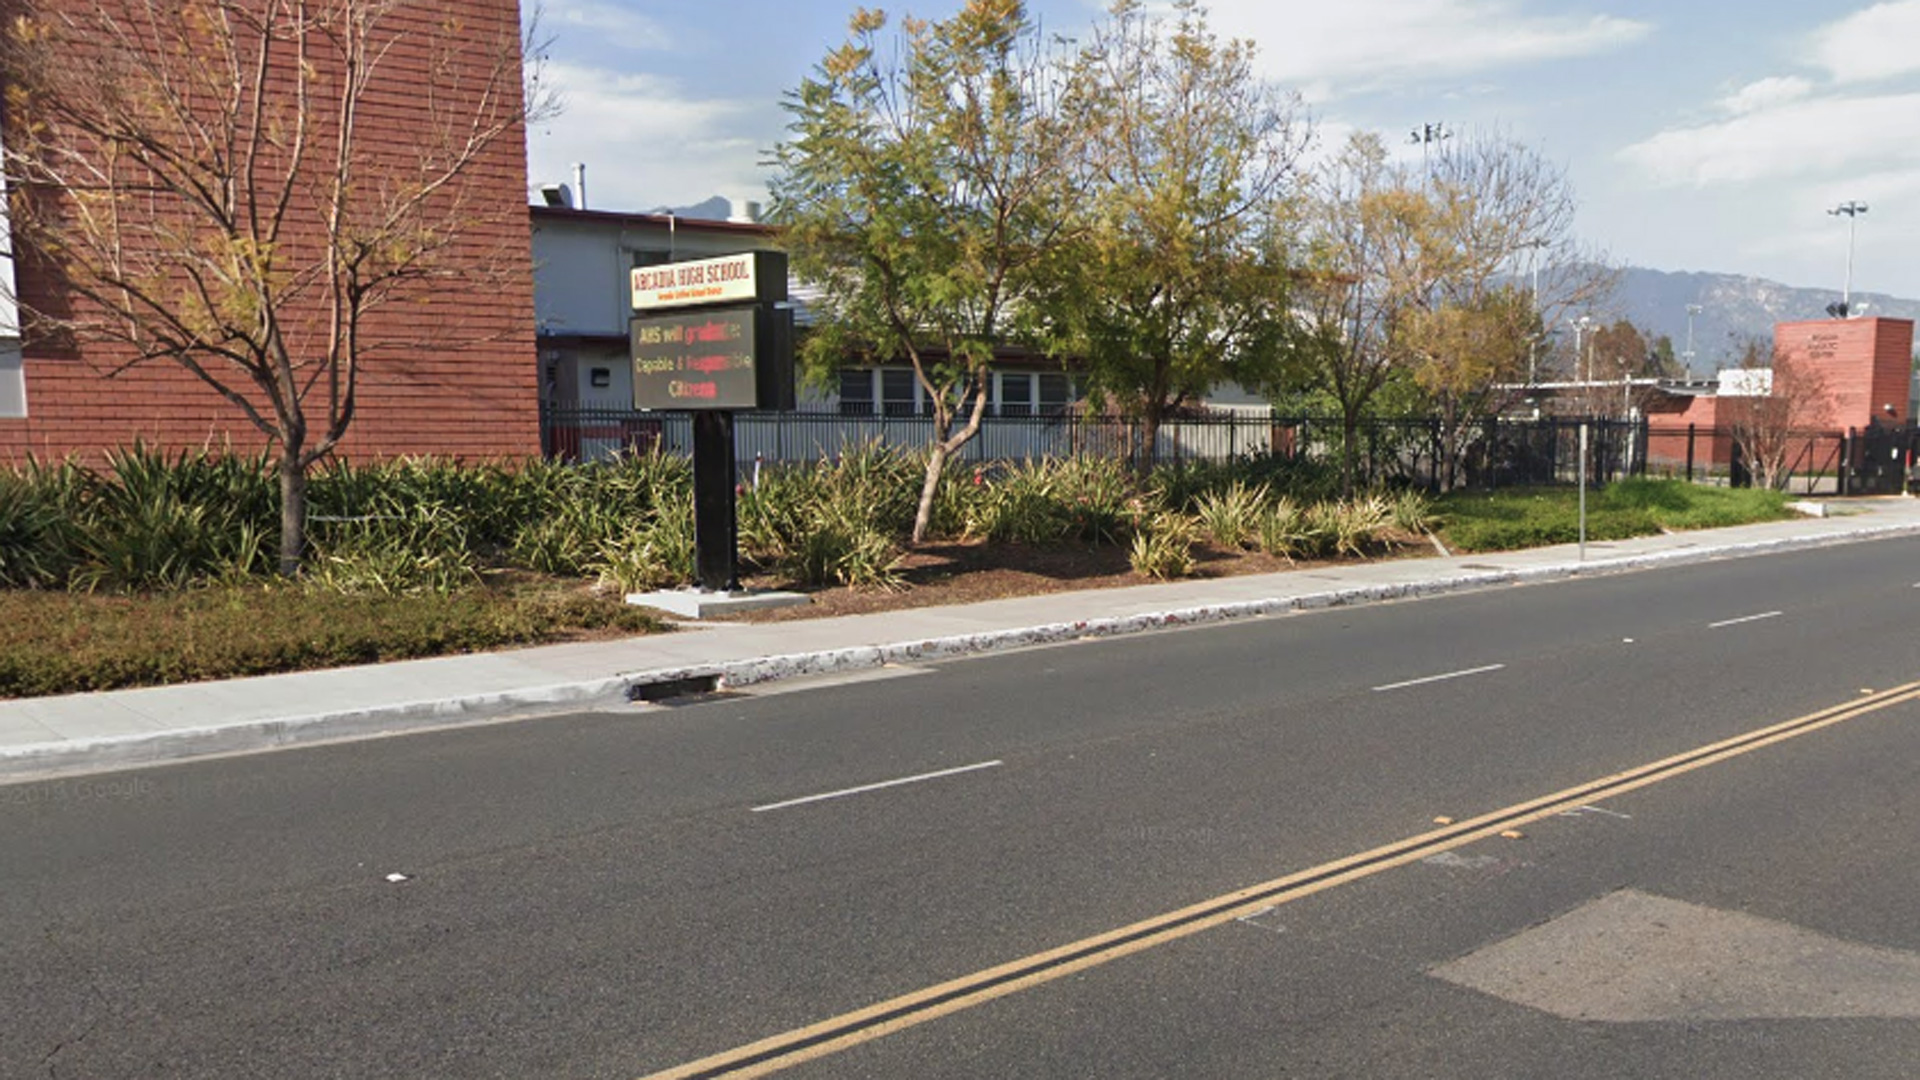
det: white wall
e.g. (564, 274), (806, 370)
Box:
(530, 214), (780, 339)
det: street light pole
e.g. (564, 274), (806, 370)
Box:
(1829, 200), (1868, 314)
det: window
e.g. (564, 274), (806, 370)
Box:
(0, 347), (21, 419)
(881, 368), (918, 416)
(1038, 373), (1072, 416)
(631, 249), (671, 268)
(999, 373), (1033, 417)
(838, 369), (875, 416)
(589, 367), (612, 389)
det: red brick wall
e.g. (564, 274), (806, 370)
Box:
(0, 0), (538, 465)
(1647, 396), (1735, 471)
(1773, 317), (1915, 431)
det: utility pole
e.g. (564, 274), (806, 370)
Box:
(1828, 200), (1868, 315)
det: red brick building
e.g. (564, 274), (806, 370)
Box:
(0, 0), (540, 464)
(1644, 317), (1914, 478)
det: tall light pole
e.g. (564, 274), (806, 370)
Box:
(1571, 315), (1595, 382)
(1522, 239), (1549, 384)
(1683, 304), (1702, 377)
(1829, 200), (1868, 315)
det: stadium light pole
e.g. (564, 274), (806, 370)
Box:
(1570, 315), (1595, 382)
(1828, 200), (1868, 314)
(1683, 304), (1702, 376)
(1521, 239), (1549, 384)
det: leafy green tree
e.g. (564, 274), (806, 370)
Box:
(770, 0), (1082, 543)
(1404, 287), (1536, 487)
(1651, 334), (1680, 377)
(1046, 0), (1306, 469)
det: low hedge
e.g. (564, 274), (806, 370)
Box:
(0, 581), (664, 698)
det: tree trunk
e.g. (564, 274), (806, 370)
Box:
(278, 453), (308, 577)
(911, 441), (948, 547)
(1138, 410), (1163, 475)
(1340, 406), (1361, 497)
(911, 376), (992, 545)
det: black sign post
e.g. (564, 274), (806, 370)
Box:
(691, 411), (738, 590)
(629, 252), (792, 594)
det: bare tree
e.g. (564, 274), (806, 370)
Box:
(1297, 128), (1606, 491)
(1722, 342), (1830, 491)
(1291, 132), (1410, 495)
(1, 0), (551, 573)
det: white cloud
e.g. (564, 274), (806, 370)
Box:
(526, 63), (774, 209)
(1718, 76), (1813, 116)
(1618, 91), (1920, 187)
(1199, 0), (1651, 97)
(1812, 0), (1920, 84)
(543, 1), (670, 50)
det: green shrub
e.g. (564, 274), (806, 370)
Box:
(1257, 497), (1314, 561)
(738, 450), (910, 586)
(960, 457), (1138, 546)
(969, 460), (1076, 544)
(928, 463), (991, 541)
(1129, 512), (1197, 579)
(1386, 488), (1437, 536)
(0, 581), (664, 698)
(1325, 495), (1394, 557)
(1193, 481), (1270, 549)
(591, 500), (695, 594)
(70, 444), (278, 590)
(0, 469), (79, 587)
(791, 508), (905, 589)
(1148, 454), (1341, 513)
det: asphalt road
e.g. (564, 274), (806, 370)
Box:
(5, 536), (1920, 1078)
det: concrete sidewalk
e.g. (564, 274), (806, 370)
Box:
(6, 497), (1920, 783)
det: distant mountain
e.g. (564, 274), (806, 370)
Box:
(1603, 268), (1919, 375)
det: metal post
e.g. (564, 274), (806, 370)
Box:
(1829, 201), (1868, 313)
(1578, 420), (1588, 561)
(1685, 423), (1695, 483)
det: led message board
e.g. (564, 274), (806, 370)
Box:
(631, 305), (793, 411)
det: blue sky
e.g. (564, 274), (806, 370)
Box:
(526, 0), (1920, 301)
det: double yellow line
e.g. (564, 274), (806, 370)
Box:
(645, 679), (1920, 1079)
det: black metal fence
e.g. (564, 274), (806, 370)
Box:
(1645, 422), (1920, 496)
(541, 404), (1664, 490)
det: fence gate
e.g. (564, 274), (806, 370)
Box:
(1848, 422), (1918, 496)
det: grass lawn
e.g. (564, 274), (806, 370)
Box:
(1436, 478), (1796, 553)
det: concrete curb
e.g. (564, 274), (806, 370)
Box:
(5, 516), (1918, 783)
(629, 517), (1920, 694)
(0, 676), (635, 783)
